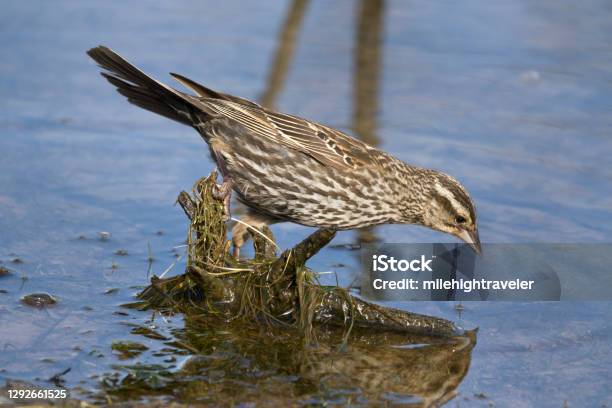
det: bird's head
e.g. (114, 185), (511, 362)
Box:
(423, 172), (481, 254)
(396, 168), (481, 254)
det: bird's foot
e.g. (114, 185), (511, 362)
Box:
(212, 178), (233, 221)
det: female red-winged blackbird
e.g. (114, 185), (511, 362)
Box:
(87, 46), (481, 255)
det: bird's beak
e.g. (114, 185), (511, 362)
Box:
(457, 228), (482, 255)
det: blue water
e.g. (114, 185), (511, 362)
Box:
(1, 1), (611, 406)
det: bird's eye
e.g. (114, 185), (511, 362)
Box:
(455, 215), (466, 224)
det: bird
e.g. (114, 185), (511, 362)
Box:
(87, 46), (481, 255)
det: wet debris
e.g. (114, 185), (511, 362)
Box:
(105, 363), (173, 390)
(138, 172), (462, 339)
(21, 293), (57, 308)
(129, 325), (169, 341)
(98, 231), (112, 241)
(329, 242), (361, 250)
(0, 266), (12, 277)
(111, 341), (149, 359)
(48, 367), (71, 387)
(113, 311), (130, 316)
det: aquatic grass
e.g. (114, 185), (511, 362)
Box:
(137, 171), (463, 340)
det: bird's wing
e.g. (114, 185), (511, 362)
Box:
(200, 98), (375, 170)
(88, 46), (377, 170)
(170, 72), (377, 169)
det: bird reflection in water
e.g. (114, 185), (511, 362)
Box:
(109, 316), (477, 407)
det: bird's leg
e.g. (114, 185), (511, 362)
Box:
(211, 149), (233, 221)
(212, 177), (233, 221)
(233, 239), (241, 258)
(232, 211), (277, 258)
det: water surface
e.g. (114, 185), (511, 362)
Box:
(1, 0), (612, 406)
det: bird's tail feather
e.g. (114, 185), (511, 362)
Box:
(87, 45), (207, 126)
(169, 72), (226, 99)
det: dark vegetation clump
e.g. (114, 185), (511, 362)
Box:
(136, 171), (460, 339)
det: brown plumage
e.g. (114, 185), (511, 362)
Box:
(87, 46), (481, 254)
